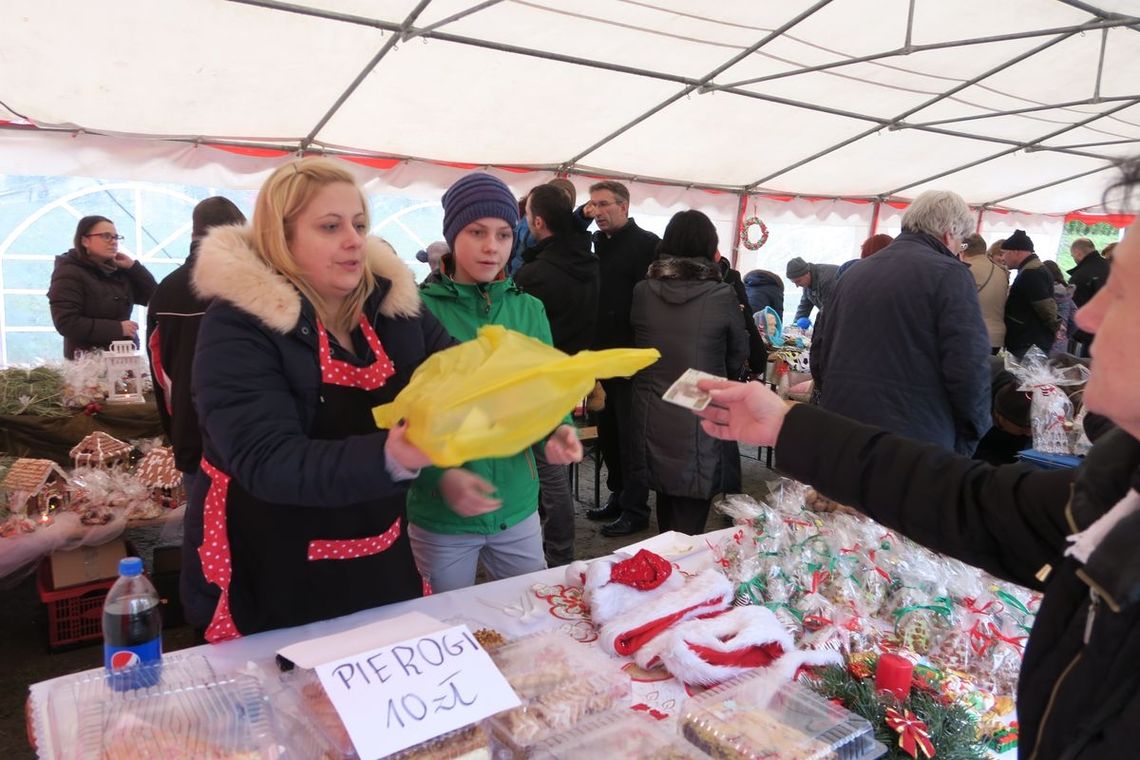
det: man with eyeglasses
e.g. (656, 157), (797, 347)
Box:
(48, 215), (157, 358)
(582, 180), (660, 536)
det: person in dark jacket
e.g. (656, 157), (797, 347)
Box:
(810, 190), (991, 455)
(786, 257), (839, 321)
(514, 183), (599, 566)
(716, 257), (767, 378)
(146, 197), (247, 495)
(1002, 229), (1060, 358)
(47, 215), (157, 359)
(742, 269), (784, 317)
(629, 211), (748, 535)
(585, 180), (661, 536)
(1068, 237), (1111, 354)
(692, 156), (1140, 757)
(183, 158), (457, 640)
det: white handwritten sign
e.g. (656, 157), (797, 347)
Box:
(314, 624), (520, 759)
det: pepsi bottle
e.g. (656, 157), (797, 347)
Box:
(102, 557), (163, 691)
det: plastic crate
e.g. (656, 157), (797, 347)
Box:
(36, 559), (117, 649)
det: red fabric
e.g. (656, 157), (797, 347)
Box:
(613, 595), (728, 656)
(147, 328), (173, 415)
(317, 317), (395, 390)
(609, 549), (673, 590)
(422, 577), (433, 596)
(685, 640), (785, 668)
(199, 458), (240, 643)
(1064, 211), (1134, 227)
(307, 518), (401, 560)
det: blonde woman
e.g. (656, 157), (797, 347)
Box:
(185, 158), (453, 640)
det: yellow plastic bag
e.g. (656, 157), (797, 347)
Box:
(373, 325), (659, 467)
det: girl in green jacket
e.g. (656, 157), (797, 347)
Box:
(408, 172), (582, 592)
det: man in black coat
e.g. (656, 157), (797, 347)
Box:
(1068, 236), (1111, 354)
(515, 184), (600, 564)
(811, 190), (991, 456)
(692, 156), (1140, 757)
(1002, 229), (1060, 358)
(146, 197), (246, 494)
(584, 180), (660, 536)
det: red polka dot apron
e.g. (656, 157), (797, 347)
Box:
(199, 316), (427, 642)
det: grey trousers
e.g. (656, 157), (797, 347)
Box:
(408, 511), (547, 593)
(534, 444), (575, 567)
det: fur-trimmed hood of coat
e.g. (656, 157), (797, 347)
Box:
(646, 256), (723, 282)
(192, 225), (420, 333)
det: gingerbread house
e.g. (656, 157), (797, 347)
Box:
(2, 458), (70, 516)
(136, 446), (185, 509)
(70, 432), (132, 470)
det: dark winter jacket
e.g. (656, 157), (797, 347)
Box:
(778, 402), (1140, 760)
(47, 249), (157, 359)
(810, 230), (991, 455)
(718, 260), (767, 375)
(629, 257), (749, 498)
(1068, 251), (1110, 348)
(182, 227), (453, 625)
(592, 219), (660, 349)
(145, 241), (211, 473)
(792, 262), (840, 321)
(743, 269), (784, 316)
(1005, 254), (1060, 358)
(515, 231), (599, 354)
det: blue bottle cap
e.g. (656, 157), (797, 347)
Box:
(119, 557), (143, 577)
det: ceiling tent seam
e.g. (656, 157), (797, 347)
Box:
(561, 0), (836, 167)
(745, 29), (1082, 191)
(904, 95), (1140, 128)
(989, 164), (1117, 205)
(884, 97), (1140, 198)
(300, 0), (435, 149)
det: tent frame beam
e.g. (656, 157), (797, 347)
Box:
(986, 164), (1116, 206)
(744, 29), (1080, 190)
(716, 18), (1137, 90)
(901, 94), (1140, 128)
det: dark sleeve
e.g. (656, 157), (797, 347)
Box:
(572, 205), (593, 233)
(47, 268), (126, 348)
(193, 306), (412, 507)
(145, 324), (173, 440)
(935, 271), (993, 453)
(514, 262), (556, 309)
(775, 403), (1076, 589)
(727, 275), (766, 372)
(794, 290), (814, 321)
(125, 262), (158, 306)
(721, 290), (750, 379)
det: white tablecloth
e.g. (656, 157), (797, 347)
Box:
(29, 527), (735, 759)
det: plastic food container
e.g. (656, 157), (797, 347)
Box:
(531, 710), (703, 759)
(278, 667), (492, 759)
(678, 671), (887, 760)
(486, 630), (629, 757)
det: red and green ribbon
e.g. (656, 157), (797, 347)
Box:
(885, 707), (936, 758)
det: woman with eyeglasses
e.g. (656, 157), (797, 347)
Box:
(47, 215), (157, 359)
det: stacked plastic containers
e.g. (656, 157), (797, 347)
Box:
(532, 710), (705, 759)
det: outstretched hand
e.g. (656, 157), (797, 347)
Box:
(544, 424), (583, 465)
(694, 379), (790, 447)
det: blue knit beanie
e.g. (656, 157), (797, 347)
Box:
(441, 173), (519, 250)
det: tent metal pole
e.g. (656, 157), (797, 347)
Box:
(985, 165), (1118, 206)
(909, 125), (1113, 161)
(717, 19), (1134, 90)
(404, 0), (505, 38)
(902, 95), (1140, 128)
(869, 201), (881, 237)
(299, 0), (433, 149)
(730, 193), (748, 267)
(562, 0), (835, 166)
(903, 0), (916, 51)
(976, 208), (985, 234)
(1043, 137), (1140, 150)
(881, 97), (1139, 197)
(1094, 26), (1108, 101)
(745, 30), (1079, 190)
(1056, 0), (1140, 30)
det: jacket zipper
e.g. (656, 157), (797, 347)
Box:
(1028, 589), (1098, 760)
(527, 449), (537, 480)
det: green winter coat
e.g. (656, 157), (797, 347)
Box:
(408, 275), (555, 535)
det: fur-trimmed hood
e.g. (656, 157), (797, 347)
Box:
(647, 256), (722, 282)
(192, 225), (420, 333)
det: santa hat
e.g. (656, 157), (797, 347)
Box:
(585, 549), (685, 626)
(635, 605), (843, 687)
(598, 568), (733, 657)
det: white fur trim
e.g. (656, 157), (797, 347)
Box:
(598, 569), (732, 656)
(565, 561), (590, 588)
(636, 606), (843, 687)
(585, 557), (685, 626)
(193, 226), (420, 333)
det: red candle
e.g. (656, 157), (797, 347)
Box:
(875, 653), (913, 700)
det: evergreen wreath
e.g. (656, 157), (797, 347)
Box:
(806, 661), (989, 760)
(740, 216), (769, 250)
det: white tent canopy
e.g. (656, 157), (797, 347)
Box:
(3, 0), (1140, 215)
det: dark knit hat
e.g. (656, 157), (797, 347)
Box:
(786, 257), (810, 279)
(441, 173), (519, 250)
(1002, 229), (1034, 253)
